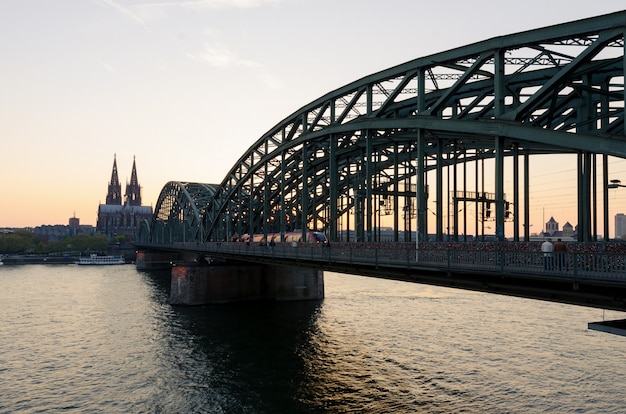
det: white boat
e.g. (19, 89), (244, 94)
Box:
(75, 254), (125, 265)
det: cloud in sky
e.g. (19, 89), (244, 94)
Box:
(188, 41), (284, 88)
(97, 0), (280, 26)
(141, 0), (279, 10)
(95, 0), (284, 88)
(188, 42), (243, 68)
(97, 0), (147, 25)
(100, 61), (119, 75)
(128, 0), (280, 19)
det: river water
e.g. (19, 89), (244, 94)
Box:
(1, 264), (625, 413)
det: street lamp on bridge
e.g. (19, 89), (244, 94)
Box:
(608, 179), (626, 189)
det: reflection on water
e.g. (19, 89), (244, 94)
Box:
(1, 265), (626, 413)
(173, 300), (324, 413)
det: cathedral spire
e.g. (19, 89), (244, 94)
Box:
(106, 154), (122, 205)
(125, 155), (142, 206)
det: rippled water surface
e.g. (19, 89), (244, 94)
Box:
(1, 264), (626, 413)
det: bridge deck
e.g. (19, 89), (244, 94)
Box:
(137, 242), (626, 312)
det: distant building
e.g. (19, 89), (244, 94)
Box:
(616, 213), (626, 239)
(34, 222), (95, 242)
(69, 215), (79, 228)
(542, 217), (577, 239)
(545, 216), (559, 236)
(562, 222), (574, 237)
(96, 155), (153, 240)
(32, 214), (95, 242)
(67, 214), (95, 237)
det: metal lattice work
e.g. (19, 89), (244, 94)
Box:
(148, 11), (626, 244)
(140, 182), (218, 243)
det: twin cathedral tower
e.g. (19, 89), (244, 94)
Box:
(96, 155), (153, 240)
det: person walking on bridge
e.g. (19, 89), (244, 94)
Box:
(553, 238), (567, 271)
(541, 238), (554, 270)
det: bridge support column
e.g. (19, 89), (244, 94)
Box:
(136, 251), (179, 270)
(170, 263), (324, 305)
(266, 264), (324, 301)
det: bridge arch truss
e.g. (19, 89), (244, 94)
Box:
(143, 182), (218, 243)
(144, 11), (626, 244)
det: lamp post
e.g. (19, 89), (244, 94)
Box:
(608, 179), (626, 189)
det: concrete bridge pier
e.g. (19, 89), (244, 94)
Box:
(135, 250), (180, 270)
(170, 262), (324, 305)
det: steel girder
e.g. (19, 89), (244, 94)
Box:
(158, 11), (626, 243)
(140, 181), (218, 243)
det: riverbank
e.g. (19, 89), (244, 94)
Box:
(1, 245), (137, 265)
(0, 255), (78, 265)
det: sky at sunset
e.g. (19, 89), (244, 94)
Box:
(1, 1), (626, 237)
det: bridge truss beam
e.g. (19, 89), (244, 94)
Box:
(142, 11), (626, 245)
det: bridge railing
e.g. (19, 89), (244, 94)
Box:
(174, 242), (626, 285)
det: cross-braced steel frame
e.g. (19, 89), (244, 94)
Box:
(142, 11), (626, 245)
(143, 182), (218, 244)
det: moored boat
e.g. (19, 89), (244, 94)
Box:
(75, 254), (125, 265)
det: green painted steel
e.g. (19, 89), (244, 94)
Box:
(143, 11), (626, 244)
(140, 182), (218, 243)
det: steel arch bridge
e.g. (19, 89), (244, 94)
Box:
(141, 11), (626, 246)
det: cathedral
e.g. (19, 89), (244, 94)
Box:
(96, 155), (153, 240)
